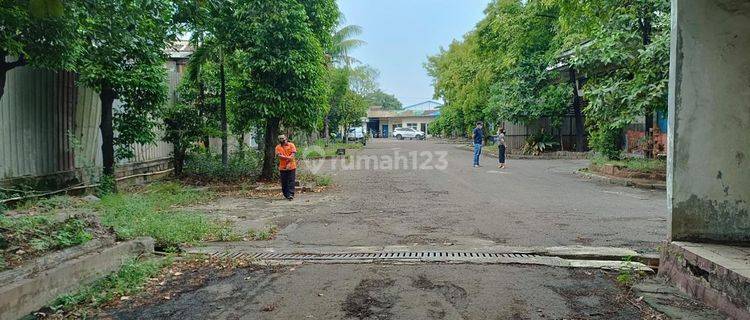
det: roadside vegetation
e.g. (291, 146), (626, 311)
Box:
(591, 156), (666, 174)
(91, 182), (237, 252)
(298, 139), (364, 160)
(426, 0), (670, 160)
(46, 257), (171, 317)
(181, 149), (263, 183)
(0, 213), (93, 271)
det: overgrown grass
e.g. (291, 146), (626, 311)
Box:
(50, 257), (171, 314)
(91, 182), (237, 252)
(247, 225), (279, 241)
(315, 175), (333, 187)
(0, 214), (93, 271)
(14, 195), (78, 212)
(297, 172), (333, 187)
(592, 156), (666, 173)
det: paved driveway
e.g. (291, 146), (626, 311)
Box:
(104, 139), (675, 320)
(279, 139), (667, 252)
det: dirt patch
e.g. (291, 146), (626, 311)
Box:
(342, 278), (397, 320)
(96, 258), (271, 319)
(411, 275), (468, 310)
(545, 270), (665, 320)
(396, 234), (451, 245)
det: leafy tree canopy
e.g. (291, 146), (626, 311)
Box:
(365, 89), (402, 110)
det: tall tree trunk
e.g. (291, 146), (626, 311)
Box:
(639, 8), (654, 157)
(261, 117), (281, 181)
(569, 68), (586, 152)
(100, 87), (117, 178)
(198, 81), (210, 151)
(324, 117), (330, 140)
(220, 62), (228, 168)
(238, 132), (245, 158)
(173, 140), (184, 177)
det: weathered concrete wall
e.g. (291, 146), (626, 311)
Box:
(0, 238), (154, 320)
(668, 0), (750, 244)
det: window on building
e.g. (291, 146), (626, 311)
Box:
(407, 123), (418, 130)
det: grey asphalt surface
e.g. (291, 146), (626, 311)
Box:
(105, 139), (672, 319)
(109, 264), (647, 320)
(197, 139), (668, 253)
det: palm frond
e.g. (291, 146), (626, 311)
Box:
(185, 41), (217, 83)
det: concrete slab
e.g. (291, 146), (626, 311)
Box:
(660, 241), (750, 319)
(0, 237), (154, 320)
(633, 278), (726, 320)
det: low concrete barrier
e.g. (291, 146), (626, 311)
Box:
(0, 237), (154, 320)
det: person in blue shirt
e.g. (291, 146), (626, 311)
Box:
(472, 121), (483, 167)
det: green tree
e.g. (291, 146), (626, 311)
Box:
(561, 0), (670, 158)
(162, 102), (204, 176)
(348, 64), (379, 96)
(0, 0), (80, 100)
(332, 90), (367, 143)
(329, 23), (365, 67)
(182, 1), (241, 168)
(365, 89), (402, 110)
(76, 0), (174, 184)
(232, 0), (337, 180)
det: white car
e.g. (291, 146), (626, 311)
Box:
(393, 127), (425, 140)
(346, 127), (365, 141)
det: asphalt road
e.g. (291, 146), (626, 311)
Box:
(104, 139), (672, 319)
(255, 139), (666, 252)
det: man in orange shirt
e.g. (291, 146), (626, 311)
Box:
(275, 135), (297, 200)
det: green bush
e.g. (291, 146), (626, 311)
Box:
(592, 155), (666, 173)
(522, 131), (559, 155)
(589, 127), (623, 160)
(183, 150), (262, 182)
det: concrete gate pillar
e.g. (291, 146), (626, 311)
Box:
(668, 0), (750, 243)
(663, 1), (750, 317)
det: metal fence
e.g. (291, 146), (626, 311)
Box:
(1, 65), (179, 184)
(499, 115), (586, 152)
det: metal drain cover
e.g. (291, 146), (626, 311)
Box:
(201, 249), (653, 272)
(211, 251), (541, 262)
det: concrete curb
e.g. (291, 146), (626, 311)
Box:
(575, 170), (666, 190)
(0, 237), (154, 320)
(659, 242), (750, 320)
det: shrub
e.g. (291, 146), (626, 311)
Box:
(589, 127), (623, 160)
(162, 103), (205, 176)
(183, 149), (262, 182)
(522, 131), (559, 155)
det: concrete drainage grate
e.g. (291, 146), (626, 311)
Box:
(210, 251), (541, 262)
(203, 249), (654, 272)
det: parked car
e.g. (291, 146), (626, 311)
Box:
(393, 127), (425, 140)
(346, 127), (365, 141)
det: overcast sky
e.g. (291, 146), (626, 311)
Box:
(337, 0), (490, 106)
